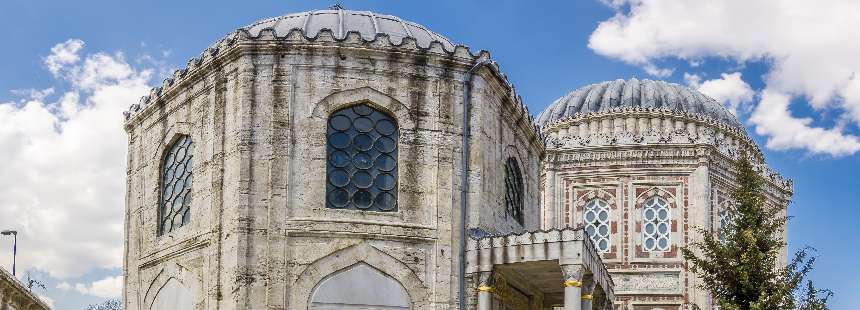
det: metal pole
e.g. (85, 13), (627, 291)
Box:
(459, 58), (491, 310)
(11, 233), (16, 277)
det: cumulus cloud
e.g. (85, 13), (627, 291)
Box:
(686, 72), (755, 115)
(589, 0), (860, 156)
(0, 39), (152, 278)
(57, 276), (123, 299)
(44, 39), (84, 77)
(751, 90), (860, 156)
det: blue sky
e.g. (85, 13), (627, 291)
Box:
(0, 0), (858, 309)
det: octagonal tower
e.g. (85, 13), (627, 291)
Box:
(122, 7), (547, 310)
(537, 78), (793, 310)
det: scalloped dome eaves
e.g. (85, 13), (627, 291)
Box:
(240, 8), (456, 51)
(536, 78), (743, 130)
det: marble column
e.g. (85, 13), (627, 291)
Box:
(580, 277), (596, 310)
(561, 264), (584, 310)
(477, 271), (493, 310)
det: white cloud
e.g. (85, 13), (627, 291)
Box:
(44, 39), (84, 76)
(751, 90), (860, 156)
(57, 282), (72, 290)
(68, 276), (124, 299)
(589, 0), (860, 156)
(687, 72), (755, 115)
(642, 63), (673, 78)
(0, 39), (153, 279)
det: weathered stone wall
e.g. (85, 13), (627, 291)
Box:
(123, 30), (543, 310)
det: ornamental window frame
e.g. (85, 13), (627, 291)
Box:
(641, 195), (671, 252)
(158, 134), (194, 236)
(504, 157), (525, 226)
(718, 202), (735, 243)
(583, 198), (611, 253)
(325, 103), (399, 212)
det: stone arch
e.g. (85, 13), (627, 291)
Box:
(153, 123), (193, 163)
(143, 262), (201, 310)
(634, 187), (677, 208)
(312, 86), (416, 131)
(310, 263), (410, 309)
(151, 278), (193, 310)
(291, 242), (429, 310)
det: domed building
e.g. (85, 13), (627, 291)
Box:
(121, 6), (789, 310)
(537, 79), (792, 309)
(122, 6), (613, 310)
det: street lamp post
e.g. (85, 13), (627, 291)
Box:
(1, 230), (17, 276)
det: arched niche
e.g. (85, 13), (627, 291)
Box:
(310, 263), (411, 310)
(151, 278), (193, 310)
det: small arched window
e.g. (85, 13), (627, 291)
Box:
(504, 157), (524, 225)
(642, 196), (670, 252)
(584, 199), (610, 252)
(159, 135), (194, 235)
(326, 104), (399, 212)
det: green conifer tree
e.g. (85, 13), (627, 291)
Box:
(682, 153), (830, 310)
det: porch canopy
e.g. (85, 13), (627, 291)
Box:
(466, 227), (615, 310)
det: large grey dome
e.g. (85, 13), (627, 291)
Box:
(536, 78), (743, 129)
(241, 6), (456, 51)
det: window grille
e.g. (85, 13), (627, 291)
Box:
(504, 158), (524, 225)
(584, 199), (611, 252)
(326, 104), (399, 211)
(159, 135), (193, 235)
(642, 196), (671, 251)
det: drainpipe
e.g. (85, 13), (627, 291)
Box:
(459, 58), (491, 310)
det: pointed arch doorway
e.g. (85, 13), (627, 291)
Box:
(310, 263), (411, 310)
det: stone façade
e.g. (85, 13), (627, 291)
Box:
(122, 8), (543, 310)
(121, 7), (789, 310)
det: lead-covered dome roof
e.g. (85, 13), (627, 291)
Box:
(536, 78), (743, 129)
(240, 6), (456, 51)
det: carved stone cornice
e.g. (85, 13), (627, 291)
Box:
(543, 113), (792, 193)
(122, 26), (545, 148)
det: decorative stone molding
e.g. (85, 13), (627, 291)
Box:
(142, 262), (202, 310)
(122, 27), (544, 143)
(611, 272), (681, 295)
(291, 242), (430, 310)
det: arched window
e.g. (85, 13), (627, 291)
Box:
(504, 157), (524, 225)
(159, 135), (193, 235)
(642, 196), (670, 252)
(718, 205), (733, 243)
(584, 199), (610, 252)
(326, 104), (399, 212)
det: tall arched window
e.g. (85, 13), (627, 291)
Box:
(504, 157), (524, 225)
(160, 135), (194, 235)
(642, 196), (670, 252)
(584, 199), (610, 252)
(718, 205), (733, 243)
(326, 104), (399, 212)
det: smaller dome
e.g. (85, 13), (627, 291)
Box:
(536, 78), (742, 129)
(241, 6), (455, 50)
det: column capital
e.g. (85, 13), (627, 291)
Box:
(581, 275), (597, 294)
(560, 264), (585, 282)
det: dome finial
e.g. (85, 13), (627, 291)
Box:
(329, 2), (344, 10)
